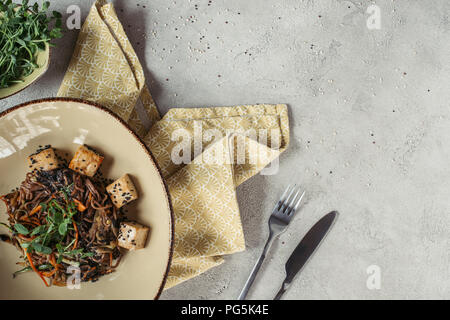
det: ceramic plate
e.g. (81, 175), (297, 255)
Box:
(0, 44), (50, 100)
(0, 98), (173, 299)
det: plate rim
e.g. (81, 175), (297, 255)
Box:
(0, 97), (174, 300)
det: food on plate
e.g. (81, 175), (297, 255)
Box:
(28, 147), (60, 171)
(106, 174), (139, 208)
(0, 0), (63, 88)
(117, 221), (149, 250)
(69, 145), (104, 177)
(0, 144), (149, 287)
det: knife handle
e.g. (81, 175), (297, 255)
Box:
(273, 278), (290, 300)
(237, 231), (276, 300)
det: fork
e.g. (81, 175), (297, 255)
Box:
(237, 185), (306, 300)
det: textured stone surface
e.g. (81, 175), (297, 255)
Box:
(1, 0), (449, 299)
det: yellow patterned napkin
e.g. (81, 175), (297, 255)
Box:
(58, 0), (289, 289)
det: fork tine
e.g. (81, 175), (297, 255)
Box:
(279, 185), (291, 203)
(281, 185), (298, 212)
(275, 185), (291, 211)
(286, 188), (301, 210)
(288, 190), (305, 215)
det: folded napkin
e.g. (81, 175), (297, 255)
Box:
(58, 0), (289, 289)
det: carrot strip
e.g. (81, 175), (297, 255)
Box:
(18, 234), (35, 241)
(30, 217), (41, 225)
(19, 216), (40, 226)
(52, 279), (66, 287)
(73, 199), (86, 212)
(19, 216), (32, 223)
(41, 269), (57, 278)
(109, 252), (113, 267)
(49, 254), (62, 271)
(29, 204), (42, 216)
(49, 253), (56, 265)
(72, 221), (79, 250)
(26, 251), (49, 287)
(82, 266), (96, 280)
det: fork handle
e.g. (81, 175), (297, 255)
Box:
(238, 231), (275, 300)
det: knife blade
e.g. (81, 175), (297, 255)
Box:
(274, 210), (339, 300)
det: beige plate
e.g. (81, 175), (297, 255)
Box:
(0, 98), (173, 300)
(0, 44), (50, 100)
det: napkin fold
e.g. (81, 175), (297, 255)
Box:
(58, 0), (289, 289)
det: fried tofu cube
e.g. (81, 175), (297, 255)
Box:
(117, 221), (149, 250)
(28, 147), (60, 171)
(69, 145), (104, 177)
(106, 174), (138, 208)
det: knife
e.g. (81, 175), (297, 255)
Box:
(273, 210), (339, 300)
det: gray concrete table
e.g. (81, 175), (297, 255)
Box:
(1, 0), (449, 300)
